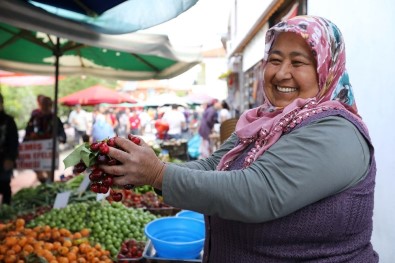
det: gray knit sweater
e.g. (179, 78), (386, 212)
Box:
(162, 110), (378, 262)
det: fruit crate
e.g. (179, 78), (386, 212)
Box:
(160, 140), (188, 161)
(117, 239), (147, 263)
(145, 207), (182, 217)
(117, 257), (145, 263)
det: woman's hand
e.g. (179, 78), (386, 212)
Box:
(100, 136), (166, 189)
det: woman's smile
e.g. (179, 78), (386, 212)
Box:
(275, 86), (297, 93)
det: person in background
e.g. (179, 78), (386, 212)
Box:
(218, 100), (231, 123)
(198, 99), (218, 158)
(68, 104), (89, 147)
(91, 104), (115, 142)
(107, 108), (119, 132)
(161, 104), (186, 140)
(0, 94), (19, 205)
(30, 94), (45, 118)
(24, 96), (66, 183)
(213, 99), (232, 134)
(128, 110), (141, 135)
(116, 108), (130, 138)
(138, 109), (151, 136)
(100, 16), (378, 262)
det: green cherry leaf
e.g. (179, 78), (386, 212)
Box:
(63, 144), (86, 169)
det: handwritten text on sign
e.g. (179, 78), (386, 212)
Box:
(16, 139), (59, 171)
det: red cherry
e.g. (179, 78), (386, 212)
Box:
(90, 182), (101, 193)
(90, 167), (104, 177)
(96, 154), (109, 164)
(107, 158), (117, 166)
(102, 175), (114, 187)
(111, 192), (123, 202)
(131, 137), (141, 145)
(89, 172), (100, 182)
(107, 137), (116, 147)
(73, 161), (87, 174)
(90, 142), (101, 152)
(99, 184), (109, 194)
(99, 143), (110, 154)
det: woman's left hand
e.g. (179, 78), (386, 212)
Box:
(100, 136), (165, 189)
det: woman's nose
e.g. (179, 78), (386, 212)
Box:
(275, 63), (292, 80)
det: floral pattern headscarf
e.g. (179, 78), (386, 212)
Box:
(217, 15), (363, 170)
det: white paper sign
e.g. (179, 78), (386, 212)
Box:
(96, 191), (110, 201)
(16, 139), (59, 171)
(77, 174), (91, 194)
(53, 191), (72, 209)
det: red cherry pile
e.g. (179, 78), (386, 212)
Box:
(117, 239), (146, 260)
(72, 134), (141, 202)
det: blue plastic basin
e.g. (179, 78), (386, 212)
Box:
(176, 210), (204, 222)
(144, 217), (205, 259)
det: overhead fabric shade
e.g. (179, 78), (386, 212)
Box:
(1, 0), (199, 35)
(0, 22), (201, 80)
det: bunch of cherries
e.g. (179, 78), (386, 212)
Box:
(72, 134), (141, 202)
(117, 239), (146, 260)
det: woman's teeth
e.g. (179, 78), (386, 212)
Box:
(276, 86), (297, 93)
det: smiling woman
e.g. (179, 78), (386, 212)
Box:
(96, 16), (378, 262)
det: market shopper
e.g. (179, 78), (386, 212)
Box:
(0, 94), (19, 205)
(198, 99), (218, 158)
(24, 96), (66, 183)
(161, 104), (186, 140)
(68, 104), (90, 147)
(101, 16), (378, 262)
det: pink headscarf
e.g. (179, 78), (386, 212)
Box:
(217, 16), (364, 170)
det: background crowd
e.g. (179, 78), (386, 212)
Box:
(63, 98), (232, 158)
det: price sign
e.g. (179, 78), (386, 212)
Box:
(53, 191), (72, 209)
(77, 174), (91, 194)
(96, 191), (110, 201)
(16, 139), (59, 171)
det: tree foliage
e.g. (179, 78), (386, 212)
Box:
(0, 75), (118, 130)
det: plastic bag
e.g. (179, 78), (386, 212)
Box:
(187, 134), (201, 159)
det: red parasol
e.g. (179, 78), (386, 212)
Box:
(59, 85), (136, 106)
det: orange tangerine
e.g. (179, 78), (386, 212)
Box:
(63, 239), (72, 248)
(4, 236), (18, 247)
(0, 245), (8, 254)
(4, 254), (17, 263)
(79, 228), (90, 237)
(57, 256), (69, 263)
(17, 236), (27, 247)
(72, 232), (82, 239)
(53, 241), (62, 250)
(23, 244), (34, 253)
(67, 252), (77, 261)
(44, 242), (54, 250)
(11, 244), (21, 253)
(58, 246), (69, 256)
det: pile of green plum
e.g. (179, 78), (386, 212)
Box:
(28, 201), (157, 257)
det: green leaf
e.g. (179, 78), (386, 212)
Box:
(63, 144), (89, 169)
(81, 150), (98, 167)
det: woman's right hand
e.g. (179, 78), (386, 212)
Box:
(100, 136), (166, 190)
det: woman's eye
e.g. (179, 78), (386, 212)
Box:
(292, 61), (305, 66)
(268, 58), (281, 65)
